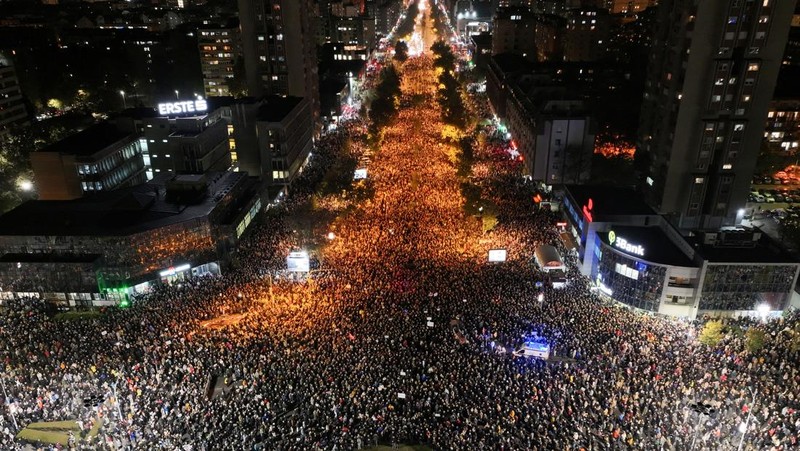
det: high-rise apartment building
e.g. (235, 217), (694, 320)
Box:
(492, 7), (537, 61)
(238, 0), (320, 127)
(599, 0), (656, 15)
(0, 53), (28, 136)
(198, 24), (241, 98)
(637, 0), (797, 230)
(563, 8), (611, 62)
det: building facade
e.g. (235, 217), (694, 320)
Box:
(238, 0), (321, 126)
(376, 0), (401, 39)
(561, 185), (800, 319)
(255, 96), (314, 186)
(143, 102), (234, 175)
(492, 7), (537, 61)
(31, 123), (147, 201)
(637, 0), (798, 230)
(562, 8), (611, 62)
(765, 99), (800, 153)
(0, 172), (265, 306)
(197, 25), (241, 97)
(234, 96), (314, 187)
(0, 53), (28, 135)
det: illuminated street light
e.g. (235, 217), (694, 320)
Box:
(327, 232), (336, 240)
(175, 89), (180, 99)
(119, 90), (127, 109)
(18, 180), (33, 191)
(756, 303), (770, 321)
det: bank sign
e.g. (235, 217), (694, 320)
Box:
(608, 230), (644, 257)
(157, 99), (208, 116)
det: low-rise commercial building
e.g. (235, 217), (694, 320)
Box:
(31, 122), (148, 200)
(255, 96), (314, 186)
(560, 185), (800, 319)
(0, 171), (265, 306)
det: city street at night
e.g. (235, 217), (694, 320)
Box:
(1, 1), (800, 451)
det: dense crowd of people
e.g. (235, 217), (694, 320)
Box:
(1, 6), (800, 451)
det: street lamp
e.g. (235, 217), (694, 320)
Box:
(327, 232), (336, 240)
(119, 90), (127, 109)
(175, 89), (179, 99)
(18, 180), (32, 191)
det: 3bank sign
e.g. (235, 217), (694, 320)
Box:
(608, 230), (645, 257)
(157, 99), (208, 116)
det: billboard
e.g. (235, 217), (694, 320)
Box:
(354, 168), (368, 180)
(286, 251), (310, 272)
(488, 249), (507, 262)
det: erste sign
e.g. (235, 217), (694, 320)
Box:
(157, 99), (208, 116)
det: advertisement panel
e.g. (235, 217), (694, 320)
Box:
(286, 251), (310, 272)
(488, 249), (507, 262)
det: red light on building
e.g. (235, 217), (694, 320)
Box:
(582, 198), (594, 222)
(533, 194), (542, 203)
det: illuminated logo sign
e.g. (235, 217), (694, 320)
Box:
(159, 263), (191, 277)
(608, 230), (644, 256)
(157, 99), (208, 116)
(582, 198), (593, 222)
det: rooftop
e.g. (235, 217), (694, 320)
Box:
(0, 171), (249, 237)
(598, 225), (695, 267)
(564, 185), (656, 217)
(38, 122), (134, 157)
(490, 53), (535, 75)
(257, 96), (304, 122)
(470, 32), (491, 48)
(687, 234), (797, 264)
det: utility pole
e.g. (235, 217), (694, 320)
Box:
(737, 388), (757, 451)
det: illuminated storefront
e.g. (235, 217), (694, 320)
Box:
(590, 226), (700, 316)
(0, 171), (265, 307)
(561, 185), (800, 318)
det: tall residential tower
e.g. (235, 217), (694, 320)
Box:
(637, 0), (797, 230)
(237, 0), (320, 126)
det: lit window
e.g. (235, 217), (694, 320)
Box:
(748, 63), (759, 71)
(695, 177), (704, 184)
(723, 164), (732, 170)
(758, 16), (769, 24)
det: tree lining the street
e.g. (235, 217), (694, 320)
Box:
(368, 65), (403, 135)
